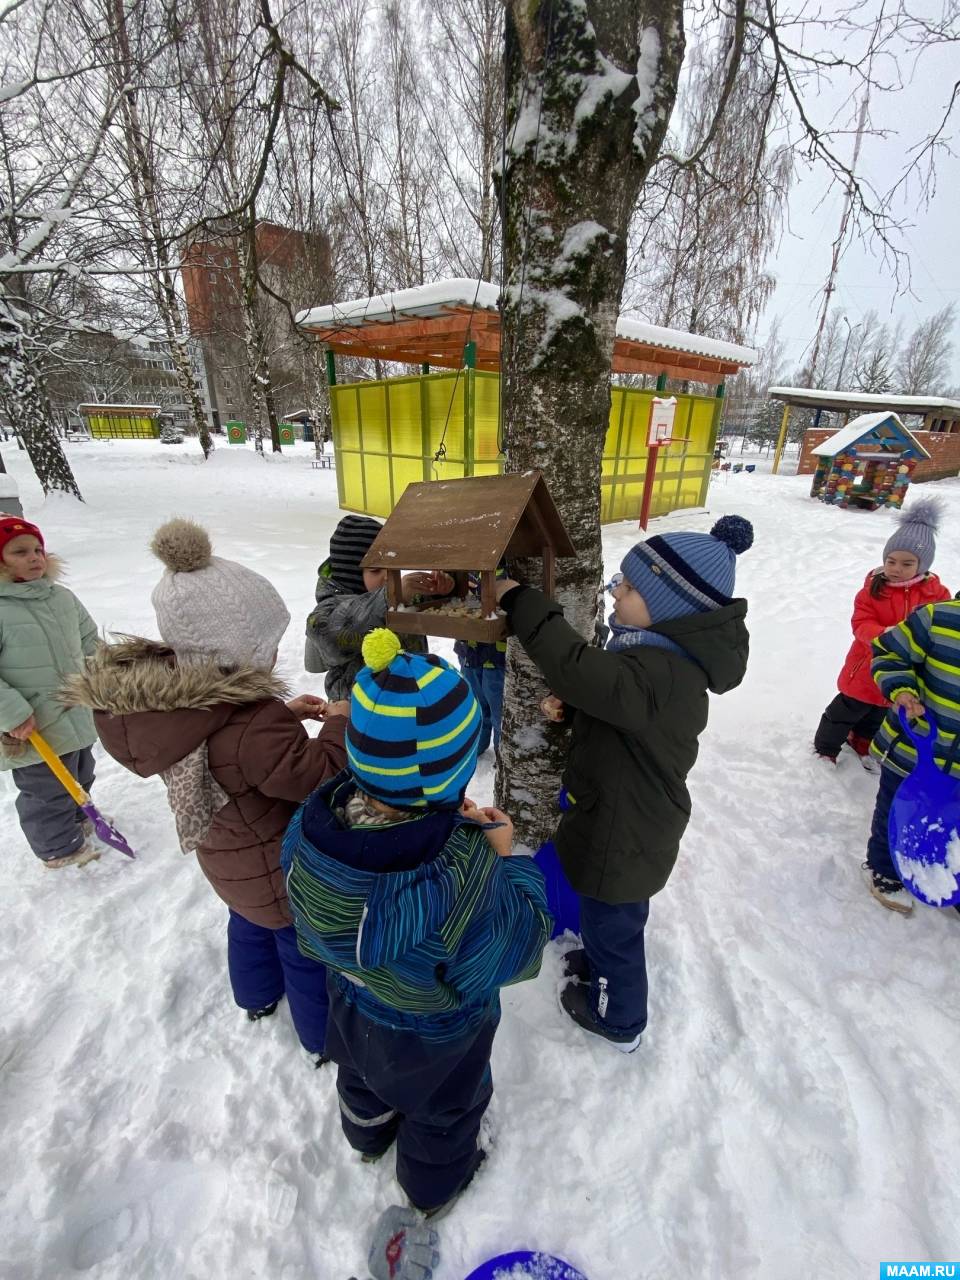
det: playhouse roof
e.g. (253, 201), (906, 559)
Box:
(811, 412), (932, 460)
(360, 471), (576, 572)
(297, 278), (757, 386)
(769, 386), (960, 418)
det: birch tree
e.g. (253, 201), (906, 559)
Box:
(494, 0), (684, 847)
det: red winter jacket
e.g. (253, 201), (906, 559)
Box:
(837, 570), (951, 705)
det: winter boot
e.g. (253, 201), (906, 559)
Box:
(862, 864), (913, 916)
(560, 981), (641, 1054)
(43, 843), (101, 870)
(562, 947), (590, 982)
(411, 1151), (486, 1221)
(846, 733), (881, 773)
(246, 1001), (280, 1022)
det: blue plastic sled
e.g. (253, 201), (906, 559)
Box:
(464, 1252), (588, 1280)
(888, 706), (960, 907)
(534, 841), (580, 939)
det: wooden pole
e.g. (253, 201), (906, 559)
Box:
(639, 443), (661, 530)
(771, 404), (792, 475)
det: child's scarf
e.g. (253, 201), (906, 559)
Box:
(605, 613), (699, 667)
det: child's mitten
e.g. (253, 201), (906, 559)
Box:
(367, 1205), (440, 1280)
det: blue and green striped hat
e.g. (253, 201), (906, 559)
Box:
(347, 629), (482, 809)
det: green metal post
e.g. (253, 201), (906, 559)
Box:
(656, 372), (668, 392)
(421, 363), (430, 375)
(325, 349), (337, 386)
(464, 341), (477, 369)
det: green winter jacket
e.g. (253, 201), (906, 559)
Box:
(0, 556), (99, 770)
(503, 586), (749, 904)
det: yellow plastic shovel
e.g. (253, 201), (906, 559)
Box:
(28, 731), (135, 857)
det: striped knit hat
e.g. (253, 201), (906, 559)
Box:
(328, 514), (383, 594)
(620, 515), (754, 624)
(347, 629), (481, 809)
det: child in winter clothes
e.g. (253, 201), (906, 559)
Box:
(863, 594), (960, 915)
(282, 628), (551, 1216)
(304, 514), (453, 700)
(0, 514), (101, 869)
(64, 519), (348, 1060)
(454, 570), (507, 756)
(496, 516), (753, 1053)
(814, 499), (949, 765)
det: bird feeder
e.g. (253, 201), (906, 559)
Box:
(359, 471), (576, 643)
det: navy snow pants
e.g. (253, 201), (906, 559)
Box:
(325, 988), (495, 1211)
(226, 909), (330, 1054)
(865, 765), (904, 883)
(579, 895), (650, 1039)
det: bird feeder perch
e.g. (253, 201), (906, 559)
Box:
(359, 471), (576, 643)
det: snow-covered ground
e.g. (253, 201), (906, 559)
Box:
(1, 438), (958, 1280)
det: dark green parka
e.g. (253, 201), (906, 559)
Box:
(502, 586), (749, 904)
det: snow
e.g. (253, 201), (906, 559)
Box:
(298, 278), (757, 368)
(811, 412), (932, 460)
(769, 386), (960, 414)
(2, 438), (960, 1278)
(632, 28), (662, 156)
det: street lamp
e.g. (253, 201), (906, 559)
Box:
(835, 316), (861, 391)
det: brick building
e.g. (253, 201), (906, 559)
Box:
(180, 221), (331, 430)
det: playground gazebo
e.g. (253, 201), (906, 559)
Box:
(297, 279), (757, 524)
(77, 403), (162, 440)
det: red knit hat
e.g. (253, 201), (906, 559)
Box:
(0, 515), (45, 557)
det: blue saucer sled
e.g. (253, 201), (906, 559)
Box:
(888, 707), (960, 908)
(464, 1252), (588, 1280)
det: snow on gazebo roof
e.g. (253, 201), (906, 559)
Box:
(297, 278), (757, 385)
(769, 386), (960, 417)
(77, 403), (162, 414)
(811, 411), (931, 460)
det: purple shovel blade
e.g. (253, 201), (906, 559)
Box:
(81, 803), (136, 858)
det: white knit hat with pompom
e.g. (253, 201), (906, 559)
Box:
(150, 518), (290, 667)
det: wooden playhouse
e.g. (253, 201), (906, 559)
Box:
(809, 412), (931, 509)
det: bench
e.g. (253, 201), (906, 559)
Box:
(311, 454), (334, 469)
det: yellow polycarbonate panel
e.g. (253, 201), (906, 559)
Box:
(333, 387), (360, 450)
(331, 372), (719, 524)
(426, 376), (465, 459)
(387, 379), (423, 457)
(338, 452), (365, 512)
(356, 383), (389, 454)
(392, 456), (425, 503)
(362, 453), (392, 517)
(473, 372), (501, 461)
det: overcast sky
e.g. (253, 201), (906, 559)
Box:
(759, 17), (959, 386)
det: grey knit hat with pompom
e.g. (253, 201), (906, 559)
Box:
(150, 518), (290, 668)
(883, 497), (943, 576)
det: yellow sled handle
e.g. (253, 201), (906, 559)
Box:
(28, 731), (90, 806)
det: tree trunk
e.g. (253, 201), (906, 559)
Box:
(494, 0), (684, 851)
(238, 225), (281, 454)
(107, 0), (213, 459)
(0, 299), (83, 499)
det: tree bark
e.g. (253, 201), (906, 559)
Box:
(495, 0), (684, 851)
(0, 299), (83, 499)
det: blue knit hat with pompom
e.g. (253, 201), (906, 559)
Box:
(620, 515), (754, 624)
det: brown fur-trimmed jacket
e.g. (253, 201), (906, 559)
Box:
(64, 638), (347, 928)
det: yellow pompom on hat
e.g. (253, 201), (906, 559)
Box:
(361, 627), (403, 673)
(348, 628), (481, 809)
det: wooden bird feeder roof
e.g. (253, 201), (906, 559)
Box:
(361, 472), (575, 644)
(360, 471), (576, 572)
(297, 279), (757, 386)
